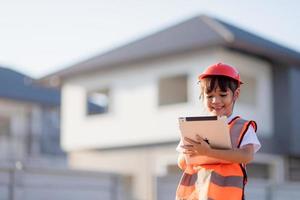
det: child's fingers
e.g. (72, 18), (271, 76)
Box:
(190, 153), (198, 157)
(183, 149), (195, 155)
(196, 134), (204, 141)
(180, 144), (194, 150)
(183, 149), (198, 156)
(184, 137), (201, 145)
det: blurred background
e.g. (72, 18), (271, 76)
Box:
(1, 1), (300, 200)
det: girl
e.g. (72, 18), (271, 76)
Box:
(176, 63), (261, 200)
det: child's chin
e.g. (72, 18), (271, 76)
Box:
(212, 111), (225, 116)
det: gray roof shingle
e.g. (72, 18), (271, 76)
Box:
(0, 67), (60, 106)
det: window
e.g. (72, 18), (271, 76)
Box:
(288, 156), (300, 181)
(158, 74), (188, 106)
(86, 88), (110, 115)
(247, 163), (271, 179)
(0, 116), (10, 136)
(239, 75), (257, 105)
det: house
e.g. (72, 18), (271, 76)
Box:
(40, 15), (300, 199)
(0, 67), (133, 199)
(0, 67), (65, 166)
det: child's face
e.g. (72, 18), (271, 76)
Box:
(202, 85), (239, 117)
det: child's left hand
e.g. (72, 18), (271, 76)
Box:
(182, 135), (211, 156)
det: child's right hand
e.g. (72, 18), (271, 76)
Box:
(182, 135), (211, 157)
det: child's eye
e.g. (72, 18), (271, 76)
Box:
(206, 95), (213, 99)
(220, 94), (227, 97)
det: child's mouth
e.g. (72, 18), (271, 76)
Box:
(213, 107), (224, 113)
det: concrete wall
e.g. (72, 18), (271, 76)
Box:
(69, 144), (178, 200)
(0, 163), (126, 200)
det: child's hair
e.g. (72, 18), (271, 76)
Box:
(199, 75), (239, 99)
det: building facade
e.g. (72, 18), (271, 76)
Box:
(41, 15), (300, 200)
(0, 67), (65, 166)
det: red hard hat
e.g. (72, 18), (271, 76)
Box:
(198, 62), (243, 84)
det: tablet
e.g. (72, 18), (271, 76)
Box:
(178, 116), (232, 165)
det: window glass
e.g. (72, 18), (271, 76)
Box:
(158, 74), (188, 106)
(288, 156), (300, 182)
(87, 88), (110, 115)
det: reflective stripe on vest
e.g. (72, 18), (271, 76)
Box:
(180, 173), (198, 186)
(210, 172), (244, 188)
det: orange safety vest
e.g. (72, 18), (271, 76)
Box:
(176, 116), (257, 200)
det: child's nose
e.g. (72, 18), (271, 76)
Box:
(212, 97), (220, 103)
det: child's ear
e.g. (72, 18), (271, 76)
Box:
(233, 88), (240, 101)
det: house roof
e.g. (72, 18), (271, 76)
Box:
(40, 15), (300, 82)
(0, 67), (60, 106)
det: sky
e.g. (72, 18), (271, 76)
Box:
(1, 0), (300, 78)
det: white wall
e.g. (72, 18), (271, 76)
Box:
(61, 47), (274, 151)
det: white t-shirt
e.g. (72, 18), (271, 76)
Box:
(176, 115), (261, 153)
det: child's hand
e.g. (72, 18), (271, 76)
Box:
(181, 135), (211, 156)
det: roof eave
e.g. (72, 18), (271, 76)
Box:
(39, 15), (300, 85)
